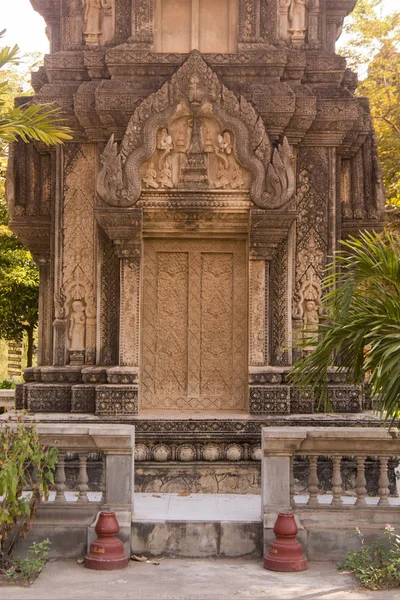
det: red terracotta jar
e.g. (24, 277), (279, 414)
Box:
(84, 511), (129, 570)
(264, 512), (308, 572)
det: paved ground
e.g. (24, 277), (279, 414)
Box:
(1, 559), (398, 600)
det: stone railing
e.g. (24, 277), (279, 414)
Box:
(262, 427), (400, 559)
(0, 389), (15, 412)
(17, 423), (135, 557)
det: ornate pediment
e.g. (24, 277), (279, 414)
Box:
(97, 51), (295, 209)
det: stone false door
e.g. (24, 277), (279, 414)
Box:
(141, 238), (248, 411)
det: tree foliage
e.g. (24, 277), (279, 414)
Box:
(339, 0), (400, 204)
(0, 30), (71, 147)
(0, 417), (57, 566)
(290, 231), (400, 426)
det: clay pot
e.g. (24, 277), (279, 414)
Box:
(264, 512), (308, 572)
(84, 511), (129, 570)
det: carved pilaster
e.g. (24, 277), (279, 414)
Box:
(307, 0), (320, 46)
(249, 259), (266, 366)
(325, 15), (342, 53)
(278, 0), (290, 42)
(117, 243), (141, 367)
(351, 149), (366, 219)
(271, 237), (290, 366)
(98, 228), (120, 366)
(340, 157), (352, 220)
(132, 0), (154, 44)
(53, 319), (67, 367)
(293, 148), (329, 359)
(328, 147), (337, 257)
(239, 0), (259, 43)
(60, 144), (97, 366)
(37, 260), (53, 366)
(115, 0), (132, 43)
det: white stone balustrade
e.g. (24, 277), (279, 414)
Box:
(262, 427), (400, 559)
(4, 422), (135, 557)
(0, 389), (15, 412)
(262, 427), (400, 514)
(37, 424), (135, 511)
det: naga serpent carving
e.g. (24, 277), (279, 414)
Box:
(97, 51), (295, 209)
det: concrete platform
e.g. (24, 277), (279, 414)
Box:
(131, 493), (262, 557)
(133, 493), (262, 521)
(2, 559), (399, 600)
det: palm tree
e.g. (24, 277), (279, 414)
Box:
(0, 30), (71, 145)
(290, 230), (400, 426)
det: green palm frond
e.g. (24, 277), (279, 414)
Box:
(0, 103), (72, 145)
(0, 30), (19, 69)
(290, 230), (400, 427)
(0, 29), (72, 145)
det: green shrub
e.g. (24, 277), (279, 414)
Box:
(6, 539), (51, 585)
(339, 525), (400, 590)
(0, 378), (15, 389)
(0, 416), (58, 567)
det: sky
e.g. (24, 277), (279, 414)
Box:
(1, 0), (399, 55)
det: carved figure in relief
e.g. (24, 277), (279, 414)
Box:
(214, 132), (232, 188)
(159, 157), (173, 189)
(69, 300), (86, 351)
(83, 0), (111, 44)
(143, 162), (159, 189)
(215, 165), (230, 189)
(296, 272), (322, 351)
(288, 0), (307, 44)
(157, 128), (174, 169)
(215, 132), (232, 162)
(303, 300), (319, 347)
(231, 167), (245, 190)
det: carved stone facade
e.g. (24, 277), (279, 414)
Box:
(8, 1), (385, 491)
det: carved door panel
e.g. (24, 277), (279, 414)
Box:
(141, 239), (247, 411)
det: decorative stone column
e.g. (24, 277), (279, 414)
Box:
(116, 242), (141, 368)
(249, 259), (267, 367)
(37, 258), (53, 366)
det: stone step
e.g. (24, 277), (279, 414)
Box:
(131, 493), (262, 558)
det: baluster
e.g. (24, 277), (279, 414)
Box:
(355, 456), (367, 506)
(54, 453), (67, 503)
(332, 455), (343, 506)
(308, 455), (319, 507)
(290, 456), (295, 507)
(395, 460), (400, 498)
(99, 454), (106, 502)
(378, 456), (390, 506)
(77, 454), (89, 503)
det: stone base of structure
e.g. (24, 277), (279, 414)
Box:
(23, 408), (380, 495)
(18, 366), (365, 416)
